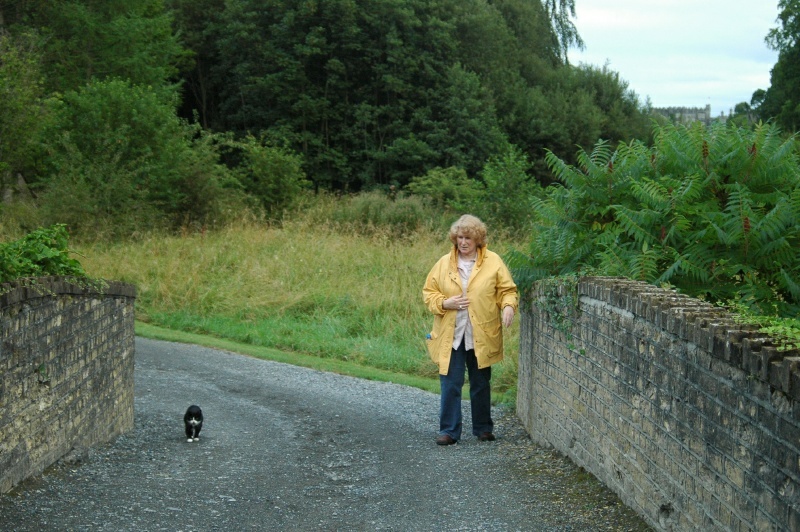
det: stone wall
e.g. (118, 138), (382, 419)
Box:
(517, 276), (800, 531)
(0, 277), (136, 494)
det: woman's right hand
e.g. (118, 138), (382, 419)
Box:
(443, 295), (469, 311)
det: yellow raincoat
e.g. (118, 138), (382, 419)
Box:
(422, 246), (518, 375)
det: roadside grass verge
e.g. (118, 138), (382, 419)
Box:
(136, 321), (442, 394)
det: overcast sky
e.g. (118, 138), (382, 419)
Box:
(569, 1), (780, 117)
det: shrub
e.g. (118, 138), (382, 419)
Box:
(288, 190), (458, 239)
(508, 121), (800, 317)
(230, 134), (309, 218)
(478, 145), (541, 234)
(342, 191), (431, 234)
(0, 224), (85, 282)
(406, 166), (484, 212)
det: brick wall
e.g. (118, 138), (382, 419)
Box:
(517, 276), (800, 531)
(0, 276), (136, 494)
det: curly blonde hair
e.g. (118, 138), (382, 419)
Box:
(448, 214), (487, 248)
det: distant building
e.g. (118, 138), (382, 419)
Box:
(651, 104), (717, 126)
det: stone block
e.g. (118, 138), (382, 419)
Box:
(791, 367), (800, 403)
(771, 357), (800, 398)
(760, 346), (783, 383)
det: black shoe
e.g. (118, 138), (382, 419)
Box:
(436, 434), (457, 445)
(478, 432), (496, 442)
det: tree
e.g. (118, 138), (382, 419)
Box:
(0, 1), (253, 237)
(167, 0), (226, 128)
(38, 79), (238, 236)
(406, 166), (484, 211)
(505, 63), (650, 179)
(4, 0), (186, 94)
(728, 101), (757, 128)
(759, 43), (800, 131)
(477, 144), (541, 233)
(411, 64), (510, 179)
(759, 0), (800, 131)
(751, 88), (767, 110)
(541, 0), (584, 61)
(0, 0), (657, 236)
(205, 0), (506, 190)
(766, 0), (800, 52)
(172, 0), (648, 192)
(0, 32), (49, 195)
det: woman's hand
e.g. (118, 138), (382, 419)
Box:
(502, 306), (515, 328)
(443, 295), (469, 311)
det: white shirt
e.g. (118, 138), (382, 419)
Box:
(452, 255), (476, 350)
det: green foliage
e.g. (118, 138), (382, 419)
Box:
(759, 1), (800, 131)
(423, 64), (511, 177)
(172, 126), (254, 230)
(0, 1), (236, 239)
(7, 0), (186, 94)
(406, 146), (542, 236)
(533, 273), (581, 340)
(38, 79), (180, 235)
(301, 190), (441, 237)
(37, 79), (242, 237)
(724, 297), (800, 352)
(478, 145), (542, 233)
(759, 44), (800, 131)
(758, 319), (800, 351)
(509, 122), (800, 317)
(727, 101), (759, 128)
(406, 166), (484, 212)
(452, 0), (552, 84)
(2, 0), (653, 239)
(205, 0), (481, 188)
(541, 0), (583, 60)
(172, 0), (647, 191)
(0, 224), (86, 282)
(496, 64), (651, 182)
(342, 191), (435, 234)
(766, 0), (800, 54)
(230, 135), (310, 218)
(0, 33), (50, 190)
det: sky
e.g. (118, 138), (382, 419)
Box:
(569, 1), (781, 117)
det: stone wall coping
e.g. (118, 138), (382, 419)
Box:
(0, 276), (136, 309)
(575, 275), (800, 399)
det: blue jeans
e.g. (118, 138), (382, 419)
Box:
(439, 340), (493, 441)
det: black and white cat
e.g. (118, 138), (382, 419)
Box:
(184, 405), (203, 442)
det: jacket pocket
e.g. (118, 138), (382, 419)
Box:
(475, 316), (502, 358)
(426, 330), (441, 362)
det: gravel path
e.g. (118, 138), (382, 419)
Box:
(0, 338), (650, 531)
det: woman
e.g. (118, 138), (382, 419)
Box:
(423, 214), (518, 445)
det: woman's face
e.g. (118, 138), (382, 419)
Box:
(456, 232), (477, 258)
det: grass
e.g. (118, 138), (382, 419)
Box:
(76, 199), (522, 404)
(136, 321), (442, 394)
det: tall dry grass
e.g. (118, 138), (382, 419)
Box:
(75, 198), (522, 402)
